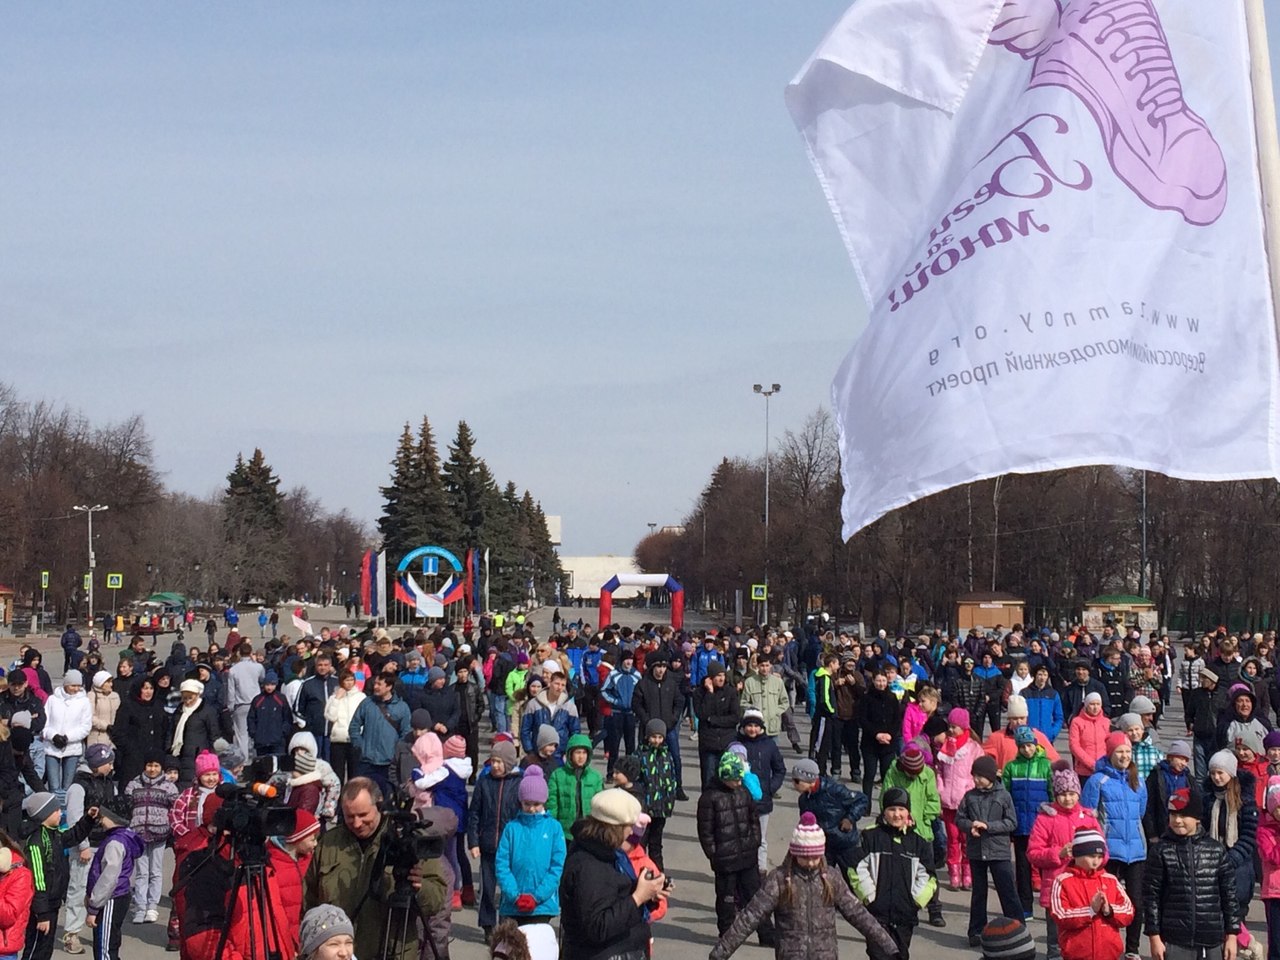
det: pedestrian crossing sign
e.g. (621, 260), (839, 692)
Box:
(751, 584), (767, 601)
(106, 573), (123, 590)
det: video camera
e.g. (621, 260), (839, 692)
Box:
(211, 755), (298, 863)
(378, 790), (445, 873)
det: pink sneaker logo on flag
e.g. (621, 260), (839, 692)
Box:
(990, 0), (1227, 225)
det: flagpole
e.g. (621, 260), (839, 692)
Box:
(1245, 0), (1280, 348)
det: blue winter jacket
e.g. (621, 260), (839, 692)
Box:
(467, 768), (524, 855)
(798, 777), (871, 853)
(580, 649), (603, 688)
(1081, 757), (1148, 863)
(495, 810), (567, 918)
(691, 647), (724, 686)
(348, 694), (412, 766)
(519, 693), (580, 755)
(600, 666), (639, 711)
(1023, 685), (1065, 742)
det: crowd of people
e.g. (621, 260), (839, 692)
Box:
(0, 615), (1267, 960)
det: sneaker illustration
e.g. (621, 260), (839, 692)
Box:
(990, 0), (1227, 225)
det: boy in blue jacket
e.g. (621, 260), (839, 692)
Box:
(1023, 665), (1065, 743)
(86, 807), (144, 960)
(248, 671), (292, 758)
(466, 740), (523, 944)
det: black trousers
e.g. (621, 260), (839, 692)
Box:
(861, 745), (893, 799)
(329, 741), (355, 784)
(21, 907), (58, 960)
(92, 893), (129, 960)
(868, 923), (914, 960)
(1106, 859), (1145, 954)
(603, 711), (635, 775)
(1012, 835), (1034, 914)
(713, 865), (773, 940)
(968, 858), (1021, 939)
(812, 715), (840, 775)
(840, 720), (861, 775)
(648, 816), (667, 872)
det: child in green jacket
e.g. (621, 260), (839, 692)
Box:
(546, 733), (603, 839)
(882, 742), (944, 925)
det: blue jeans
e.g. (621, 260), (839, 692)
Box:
(354, 761), (390, 798)
(46, 754), (78, 804)
(489, 693), (508, 734)
(28, 738), (45, 783)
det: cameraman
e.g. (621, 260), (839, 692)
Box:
(303, 777), (447, 960)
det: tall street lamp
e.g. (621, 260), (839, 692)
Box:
(72, 504), (108, 623)
(752, 383), (780, 626)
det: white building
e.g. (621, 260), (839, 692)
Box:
(558, 555), (645, 599)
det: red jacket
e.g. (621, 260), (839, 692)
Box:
(984, 727), (1059, 771)
(1048, 863), (1134, 960)
(227, 842), (310, 959)
(0, 852), (33, 957)
(1027, 803), (1102, 908)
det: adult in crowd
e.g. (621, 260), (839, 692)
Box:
(695, 662), (743, 789)
(0, 671), (46, 779)
(558, 787), (664, 960)
(167, 679), (219, 786)
(86, 673), (119, 750)
(304, 778), (447, 960)
(348, 673), (410, 796)
(419, 667), (461, 739)
(225, 641), (265, 760)
(322, 669), (365, 784)
(42, 671), (91, 804)
(1061, 660), (1108, 721)
(110, 677), (169, 790)
(859, 670), (901, 799)
(295, 654), (339, 761)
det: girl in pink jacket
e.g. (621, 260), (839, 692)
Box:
(936, 707), (983, 889)
(1027, 762), (1102, 960)
(1257, 776), (1280, 953)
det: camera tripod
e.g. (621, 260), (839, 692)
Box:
(352, 849), (444, 960)
(171, 831), (286, 960)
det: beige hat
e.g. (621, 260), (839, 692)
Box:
(589, 787), (642, 826)
(180, 679), (204, 695)
(1006, 695), (1029, 719)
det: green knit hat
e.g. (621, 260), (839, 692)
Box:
(718, 752), (746, 782)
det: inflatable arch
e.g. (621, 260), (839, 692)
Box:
(599, 573), (684, 631)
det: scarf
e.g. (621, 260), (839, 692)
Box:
(170, 702), (199, 756)
(940, 729), (970, 758)
(1209, 789), (1240, 850)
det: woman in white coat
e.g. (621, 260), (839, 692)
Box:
(43, 669), (92, 802)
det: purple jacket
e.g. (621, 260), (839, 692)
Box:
(87, 827), (144, 910)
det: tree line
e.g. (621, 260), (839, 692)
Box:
(635, 407), (1280, 635)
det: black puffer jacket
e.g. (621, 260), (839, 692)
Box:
(559, 824), (649, 960)
(852, 819), (936, 927)
(697, 778), (761, 872)
(951, 672), (986, 718)
(1143, 829), (1241, 947)
(694, 683), (742, 754)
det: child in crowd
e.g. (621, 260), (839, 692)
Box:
(1046, 827), (1133, 960)
(1027, 762), (1101, 960)
(636, 719), (678, 871)
(698, 753), (771, 944)
(547, 734), (602, 840)
(1146, 788), (1241, 960)
(1205, 749), (1260, 958)
(247, 671), (292, 758)
(436, 735), (475, 909)
(21, 792), (97, 960)
(937, 707), (982, 891)
(1143, 739), (1193, 842)
(1257, 776), (1280, 960)
(404, 711), (446, 816)
(85, 806), (143, 960)
(611, 755), (647, 811)
(467, 740), (523, 944)
(957, 755), (1022, 946)
(882, 742), (944, 926)
(170, 751), (221, 839)
(1082, 732), (1148, 959)
(1002, 726), (1052, 919)
(494, 766), (565, 935)
(852, 787), (938, 960)
(1236, 730), (1270, 811)
(523, 725), (562, 779)
(708, 812), (899, 960)
(124, 753), (178, 923)
(727, 742), (763, 802)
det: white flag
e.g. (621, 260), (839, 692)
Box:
(787, 0), (1279, 538)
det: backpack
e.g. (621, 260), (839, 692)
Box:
(489, 655), (514, 694)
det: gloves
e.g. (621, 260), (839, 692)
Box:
(515, 894), (537, 913)
(51, 735), (68, 750)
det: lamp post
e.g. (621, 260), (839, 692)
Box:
(752, 383), (780, 626)
(72, 504), (108, 623)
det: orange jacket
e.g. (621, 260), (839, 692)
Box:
(626, 845), (667, 922)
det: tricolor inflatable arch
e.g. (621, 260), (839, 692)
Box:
(599, 574), (684, 631)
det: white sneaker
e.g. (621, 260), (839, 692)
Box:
(144, 909), (159, 923)
(131, 914), (146, 924)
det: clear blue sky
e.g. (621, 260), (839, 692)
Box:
(3, 3), (1277, 555)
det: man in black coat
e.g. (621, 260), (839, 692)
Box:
(633, 653), (687, 796)
(418, 668), (461, 738)
(694, 662), (742, 789)
(295, 654), (340, 760)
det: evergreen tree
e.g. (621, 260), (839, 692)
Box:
(225, 448), (284, 532)
(413, 416), (464, 552)
(378, 423), (421, 561)
(223, 448), (289, 602)
(442, 421), (487, 546)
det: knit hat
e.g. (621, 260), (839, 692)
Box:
(923, 715), (950, 739)
(1209, 749), (1238, 777)
(97, 806), (128, 828)
(791, 759), (820, 783)
(947, 707), (970, 729)
(8, 711), (30, 730)
(63, 670), (83, 687)
(898, 744), (926, 775)
(285, 810), (320, 844)
(590, 787), (642, 826)
(980, 917), (1037, 960)
(541, 659), (562, 674)
(740, 709), (765, 730)
(492, 731), (516, 745)
(645, 718), (668, 738)
(1082, 691), (1102, 706)
(299, 905), (355, 958)
(410, 709), (433, 731)
(1006, 695), (1028, 719)
(718, 752), (746, 782)
(22, 792), (59, 824)
(293, 750), (316, 775)
(1237, 728), (1266, 757)
(180, 679), (204, 695)
(1265, 731), (1280, 751)
(1199, 668), (1219, 685)
(972, 755), (999, 783)
(427, 667), (446, 685)
(615, 755), (645, 785)
(1104, 732), (1129, 756)
(1129, 695), (1156, 716)
(1117, 712), (1143, 732)
(85, 743), (114, 770)
(519, 765), (549, 805)
(263, 670), (279, 685)
(1050, 760), (1081, 796)
(195, 750), (220, 777)
(1070, 827), (1107, 858)
(536, 724), (560, 752)
(443, 735), (467, 759)
(1013, 725), (1036, 746)
(882, 786), (911, 811)
(788, 812), (826, 858)
(706, 660), (725, 677)
(1167, 739), (1193, 760)
(1168, 786), (1204, 820)
(92, 670), (112, 689)
(490, 741), (518, 770)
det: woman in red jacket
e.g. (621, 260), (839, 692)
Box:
(0, 832), (34, 960)
(1027, 763), (1101, 960)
